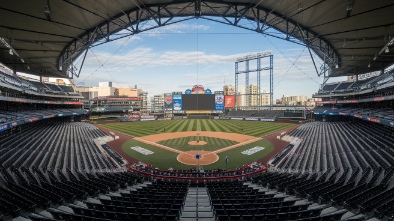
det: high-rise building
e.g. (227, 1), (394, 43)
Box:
(223, 85), (235, 95)
(245, 85), (271, 107)
(138, 90), (148, 114)
(281, 95), (308, 106)
(153, 94), (164, 112)
(247, 84), (258, 106)
(260, 91), (271, 106)
(118, 88), (138, 97)
(75, 85), (116, 99)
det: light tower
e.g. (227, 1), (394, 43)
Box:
(235, 52), (273, 110)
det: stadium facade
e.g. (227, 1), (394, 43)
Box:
(0, 1), (393, 220)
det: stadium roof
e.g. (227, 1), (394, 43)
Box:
(0, 0), (393, 78)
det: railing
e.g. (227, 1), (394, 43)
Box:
(128, 163), (266, 181)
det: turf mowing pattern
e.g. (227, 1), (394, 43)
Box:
(121, 139), (274, 170)
(101, 119), (294, 137)
(158, 136), (238, 152)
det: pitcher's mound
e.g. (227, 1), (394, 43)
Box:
(188, 140), (207, 145)
(177, 150), (219, 165)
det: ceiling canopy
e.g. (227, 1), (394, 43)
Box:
(0, 0), (393, 78)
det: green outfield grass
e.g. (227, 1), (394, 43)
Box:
(101, 119), (294, 137)
(106, 120), (293, 170)
(121, 139), (274, 170)
(157, 136), (238, 152)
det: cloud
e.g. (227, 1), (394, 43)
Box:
(140, 22), (210, 37)
(77, 44), (323, 99)
(81, 47), (251, 74)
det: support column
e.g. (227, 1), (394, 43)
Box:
(257, 57), (261, 110)
(235, 62), (238, 110)
(270, 55), (273, 110)
(245, 60), (249, 108)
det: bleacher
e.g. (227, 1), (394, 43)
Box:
(0, 108), (84, 124)
(321, 83), (339, 92)
(58, 85), (75, 93)
(313, 107), (394, 122)
(334, 82), (353, 91)
(0, 69), (81, 97)
(316, 68), (394, 96)
(43, 83), (63, 93)
(208, 179), (349, 221)
(25, 80), (47, 92)
(225, 109), (284, 119)
(268, 121), (394, 219)
(0, 115), (393, 220)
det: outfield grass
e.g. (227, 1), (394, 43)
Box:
(101, 119), (294, 137)
(121, 139), (274, 170)
(158, 136), (238, 152)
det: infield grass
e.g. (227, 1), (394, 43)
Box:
(121, 139), (274, 170)
(158, 136), (238, 152)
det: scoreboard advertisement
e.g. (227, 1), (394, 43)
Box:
(164, 93), (173, 110)
(215, 91), (224, 110)
(172, 93), (182, 111)
(224, 95), (235, 108)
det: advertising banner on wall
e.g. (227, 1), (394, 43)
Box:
(164, 93), (173, 110)
(215, 93), (224, 110)
(173, 94), (182, 111)
(224, 95), (235, 108)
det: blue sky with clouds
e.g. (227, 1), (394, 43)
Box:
(73, 19), (345, 100)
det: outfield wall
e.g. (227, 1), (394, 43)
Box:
(220, 117), (275, 122)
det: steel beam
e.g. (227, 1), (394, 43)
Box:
(245, 60), (249, 107)
(58, 1), (338, 79)
(270, 55), (273, 110)
(235, 62), (238, 109)
(257, 57), (261, 109)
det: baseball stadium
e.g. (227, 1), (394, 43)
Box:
(0, 1), (394, 221)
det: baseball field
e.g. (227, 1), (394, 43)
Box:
(99, 119), (296, 170)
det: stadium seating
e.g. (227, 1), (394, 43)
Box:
(1, 117), (394, 220)
(224, 109), (285, 119)
(316, 68), (394, 95)
(268, 120), (394, 219)
(0, 70), (80, 97)
(0, 121), (119, 173)
(313, 107), (394, 122)
(0, 108), (85, 124)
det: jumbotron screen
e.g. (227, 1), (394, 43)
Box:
(182, 94), (215, 110)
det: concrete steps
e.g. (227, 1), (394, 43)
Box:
(180, 186), (214, 221)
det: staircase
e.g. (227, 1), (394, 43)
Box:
(180, 185), (214, 221)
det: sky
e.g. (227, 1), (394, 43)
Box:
(65, 19), (347, 100)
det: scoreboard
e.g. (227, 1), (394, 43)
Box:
(182, 94), (215, 110)
(166, 90), (228, 112)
